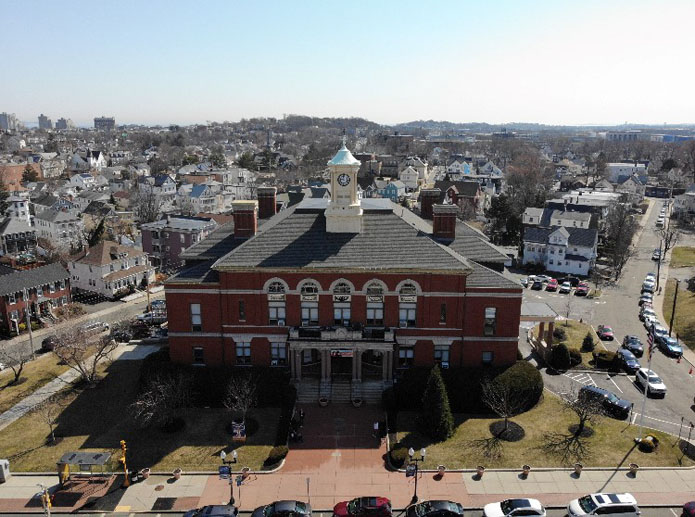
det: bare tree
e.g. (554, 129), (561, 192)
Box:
(134, 188), (163, 223)
(481, 378), (531, 437)
(130, 372), (191, 428)
(660, 226), (679, 254)
(542, 389), (604, 464)
(563, 295), (573, 326)
(36, 395), (63, 444)
(0, 348), (30, 386)
(52, 329), (118, 386)
(223, 372), (257, 424)
(604, 203), (638, 280)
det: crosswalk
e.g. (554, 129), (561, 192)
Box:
(563, 370), (597, 387)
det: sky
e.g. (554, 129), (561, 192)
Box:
(2, 0), (695, 127)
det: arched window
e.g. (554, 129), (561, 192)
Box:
(266, 279), (287, 326)
(268, 281), (286, 293)
(399, 281), (418, 327)
(300, 280), (319, 326)
(333, 282), (351, 326)
(365, 281), (384, 326)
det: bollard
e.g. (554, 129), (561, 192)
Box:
(574, 462), (583, 477)
(521, 465), (531, 479)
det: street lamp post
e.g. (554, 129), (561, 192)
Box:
(656, 239), (663, 291)
(669, 279), (680, 337)
(407, 447), (426, 504)
(220, 451), (238, 505)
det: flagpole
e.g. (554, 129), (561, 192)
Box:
(637, 326), (654, 441)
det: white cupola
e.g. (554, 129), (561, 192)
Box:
(325, 138), (362, 233)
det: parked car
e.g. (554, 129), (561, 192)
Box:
(683, 501), (695, 517)
(520, 277), (529, 288)
(557, 277), (581, 287)
(185, 506), (238, 517)
(567, 493), (640, 516)
(651, 248), (662, 260)
(597, 325), (614, 341)
(545, 279), (558, 291)
(579, 386), (632, 420)
(641, 280), (656, 293)
(621, 336), (643, 357)
(643, 314), (657, 329)
(80, 321), (110, 334)
(635, 368), (667, 397)
(645, 272), (656, 282)
(658, 336), (683, 357)
(535, 275), (552, 283)
(405, 500), (464, 517)
(615, 349), (641, 373)
(0, 362), (5, 371)
(531, 280), (543, 290)
(41, 335), (57, 351)
(639, 306), (656, 322)
(483, 498), (546, 517)
(638, 294), (652, 306)
(150, 299), (166, 309)
(651, 324), (668, 342)
(575, 283), (589, 296)
(111, 328), (132, 343)
(333, 498), (391, 517)
(253, 501), (312, 517)
(559, 281), (572, 294)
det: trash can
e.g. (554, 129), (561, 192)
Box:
(0, 459), (10, 483)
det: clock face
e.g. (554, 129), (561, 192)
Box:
(337, 173), (351, 187)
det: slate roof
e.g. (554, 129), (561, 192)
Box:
(213, 201), (473, 272)
(445, 221), (509, 265)
(434, 180), (481, 199)
(167, 259), (220, 283)
(35, 208), (80, 223)
(465, 261), (520, 289)
(549, 209), (591, 222)
(0, 217), (36, 236)
(178, 222), (240, 262)
(142, 216), (216, 232)
(0, 263), (69, 297)
(523, 226), (598, 248)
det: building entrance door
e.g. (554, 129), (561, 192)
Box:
(330, 349), (353, 377)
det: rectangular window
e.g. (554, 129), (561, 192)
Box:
(190, 303), (202, 331)
(366, 302), (384, 326)
(236, 342), (251, 365)
(333, 303), (351, 326)
(399, 303), (416, 327)
(180, 234), (185, 244)
(482, 351), (494, 365)
(271, 343), (287, 366)
(398, 348), (414, 368)
(269, 302), (286, 325)
(434, 345), (450, 366)
(440, 303), (447, 323)
(8, 293), (16, 304)
(484, 307), (497, 336)
(193, 347), (204, 365)
(238, 300), (246, 321)
(301, 302), (319, 326)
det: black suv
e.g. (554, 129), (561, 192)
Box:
(579, 385), (633, 419)
(621, 335), (644, 357)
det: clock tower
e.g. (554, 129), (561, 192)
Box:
(325, 138), (363, 233)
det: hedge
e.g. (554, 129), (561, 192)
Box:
(549, 343), (571, 371)
(492, 361), (544, 412)
(389, 447), (409, 468)
(569, 348), (582, 367)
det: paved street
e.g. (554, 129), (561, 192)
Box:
(518, 199), (695, 437)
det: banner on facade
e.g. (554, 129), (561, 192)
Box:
(399, 295), (417, 303)
(331, 349), (353, 358)
(301, 294), (318, 302)
(268, 293), (285, 301)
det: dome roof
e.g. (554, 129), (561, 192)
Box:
(328, 141), (360, 166)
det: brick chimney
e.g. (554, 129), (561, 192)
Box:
(419, 188), (441, 220)
(257, 186), (277, 219)
(232, 200), (258, 239)
(432, 204), (458, 240)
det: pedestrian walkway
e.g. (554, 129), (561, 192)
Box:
(0, 343), (159, 432)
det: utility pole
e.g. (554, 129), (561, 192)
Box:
(656, 239), (663, 291)
(23, 287), (35, 357)
(669, 279), (680, 337)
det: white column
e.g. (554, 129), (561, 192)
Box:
(290, 349), (296, 380)
(296, 349), (302, 381)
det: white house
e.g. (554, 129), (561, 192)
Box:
(616, 175), (646, 204)
(606, 162), (647, 182)
(398, 165), (419, 191)
(5, 195), (31, 225)
(446, 158), (472, 175)
(404, 156), (428, 181)
(34, 208), (85, 248)
(522, 207), (544, 226)
(547, 209), (592, 229)
(70, 173), (97, 191)
(522, 226), (598, 276)
(138, 174), (177, 199)
(178, 183), (220, 214)
(68, 240), (154, 299)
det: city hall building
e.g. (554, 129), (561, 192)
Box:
(165, 142), (522, 401)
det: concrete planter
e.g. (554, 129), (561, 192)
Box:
(522, 465), (531, 478)
(140, 468), (151, 479)
(318, 397), (329, 407)
(437, 465), (446, 477)
(574, 463), (583, 476)
(352, 398), (363, 408)
(476, 465), (485, 477)
(629, 463), (639, 476)
(172, 468), (182, 480)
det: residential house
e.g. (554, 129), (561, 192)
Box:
(377, 180), (406, 202)
(673, 187), (695, 221)
(141, 215), (218, 269)
(447, 157), (472, 175)
(34, 208), (85, 249)
(398, 166), (419, 191)
(522, 208), (544, 226)
(547, 209), (592, 229)
(434, 180), (483, 213)
(5, 195), (31, 225)
(606, 162), (647, 183)
(404, 156), (428, 181)
(74, 190), (110, 212)
(138, 173), (177, 200)
(522, 226), (598, 276)
(0, 263), (71, 333)
(616, 175), (646, 205)
(178, 183), (219, 215)
(70, 173), (96, 191)
(68, 241), (153, 299)
(0, 217), (38, 257)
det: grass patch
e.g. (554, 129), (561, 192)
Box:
(0, 353), (71, 414)
(663, 278), (695, 351)
(0, 360), (280, 472)
(534, 319), (600, 367)
(670, 247), (695, 268)
(391, 395), (693, 468)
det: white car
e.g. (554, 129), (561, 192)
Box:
(643, 314), (657, 329)
(641, 280), (655, 293)
(644, 272), (656, 282)
(559, 281), (572, 294)
(568, 493), (640, 516)
(635, 368), (667, 397)
(483, 498), (546, 516)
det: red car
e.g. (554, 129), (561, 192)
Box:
(575, 282), (589, 296)
(545, 279), (558, 291)
(597, 325), (614, 341)
(683, 501), (695, 517)
(333, 497), (392, 517)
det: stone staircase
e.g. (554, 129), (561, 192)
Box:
(360, 380), (387, 404)
(295, 379), (320, 403)
(295, 379), (390, 405)
(331, 379), (352, 403)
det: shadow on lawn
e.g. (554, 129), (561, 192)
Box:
(51, 360), (278, 471)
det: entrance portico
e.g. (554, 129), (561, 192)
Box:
(289, 342), (394, 383)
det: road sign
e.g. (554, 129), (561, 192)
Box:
(236, 475), (243, 486)
(218, 465), (230, 480)
(406, 464), (416, 477)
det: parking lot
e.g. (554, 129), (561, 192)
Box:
(517, 200), (695, 437)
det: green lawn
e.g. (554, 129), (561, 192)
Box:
(0, 352), (71, 414)
(0, 360), (280, 472)
(534, 319), (601, 367)
(391, 395), (693, 468)
(670, 247), (695, 268)
(663, 278), (695, 351)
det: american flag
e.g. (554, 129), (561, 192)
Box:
(647, 327), (654, 357)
